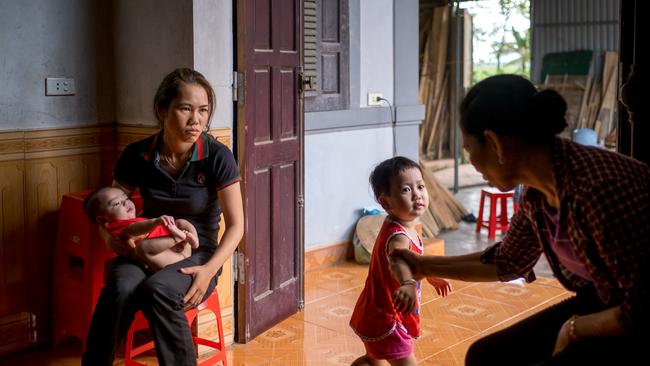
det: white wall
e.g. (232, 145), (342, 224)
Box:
(303, 0), (397, 248)
(0, 0), (108, 130)
(113, 0), (233, 130)
(359, 0), (394, 107)
(0, 0), (232, 131)
(305, 127), (394, 248)
(114, 0), (193, 126)
(193, 0), (234, 129)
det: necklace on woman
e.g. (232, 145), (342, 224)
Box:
(159, 149), (191, 174)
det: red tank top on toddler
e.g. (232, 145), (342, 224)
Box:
(350, 218), (424, 341)
(105, 217), (171, 242)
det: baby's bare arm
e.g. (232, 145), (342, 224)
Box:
(120, 218), (163, 238)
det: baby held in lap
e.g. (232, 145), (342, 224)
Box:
(83, 187), (199, 271)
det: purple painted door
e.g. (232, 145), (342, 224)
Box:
(236, 0), (304, 342)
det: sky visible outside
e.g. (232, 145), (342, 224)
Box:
(460, 0), (531, 64)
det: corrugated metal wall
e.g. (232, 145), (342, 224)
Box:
(531, 0), (620, 83)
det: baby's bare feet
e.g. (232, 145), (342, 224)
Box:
(166, 222), (186, 240)
(184, 230), (199, 248)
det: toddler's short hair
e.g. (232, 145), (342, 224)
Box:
(369, 156), (422, 201)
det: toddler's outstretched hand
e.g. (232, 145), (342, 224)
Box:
(392, 282), (417, 315)
(426, 277), (452, 297)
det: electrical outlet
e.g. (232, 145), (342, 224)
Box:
(45, 78), (75, 96)
(367, 92), (383, 106)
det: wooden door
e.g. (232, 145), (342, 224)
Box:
(235, 0), (304, 342)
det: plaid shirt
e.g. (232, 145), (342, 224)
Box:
(481, 137), (650, 335)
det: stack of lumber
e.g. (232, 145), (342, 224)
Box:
(543, 74), (590, 138)
(419, 161), (469, 238)
(593, 51), (619, 141)
(419, 4), (472, 159)
(542, 51), (619, 143)
(419, 4), (451, 159)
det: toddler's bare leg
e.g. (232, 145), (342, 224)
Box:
(350, 355), (382, 366)
(174, 219), (199, 248)
(387, 354), (416, 366)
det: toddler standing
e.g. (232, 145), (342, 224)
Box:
(350, 156), (451, 366)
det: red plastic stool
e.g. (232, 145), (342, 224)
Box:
(476, 188), (517, 239)
(124, 291), (227, 366)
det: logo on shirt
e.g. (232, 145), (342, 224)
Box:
(196, 173), (206, 185)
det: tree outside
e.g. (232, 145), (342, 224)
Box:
(461, 0), (531, 83)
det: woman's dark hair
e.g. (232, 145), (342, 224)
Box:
(153, 68), (216, 129)
(460, 74), (567, 144)
(370, 156), (422, 201)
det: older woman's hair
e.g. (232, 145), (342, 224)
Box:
(153, 68), (216, 129)
(460, 74), (567, 144)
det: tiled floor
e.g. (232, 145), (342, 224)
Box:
(266, 258), (569, 366)
(0, 184), (570, 365)
(0, 263), (570, 366)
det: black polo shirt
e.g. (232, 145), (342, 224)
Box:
(114, 132), (240, 249)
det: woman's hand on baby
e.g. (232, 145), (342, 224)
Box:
(426, 277), (452, 297)
(393, 283), (417, 315)
(180, 264), (215, 310)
